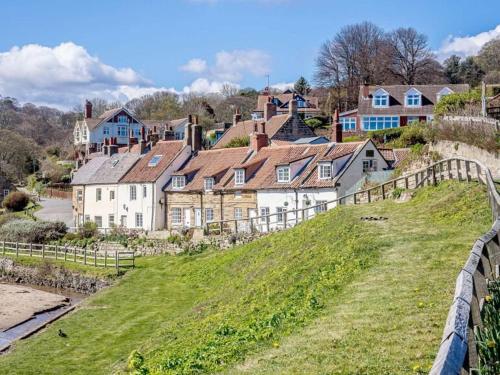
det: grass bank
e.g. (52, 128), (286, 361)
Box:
(0, 181), (491, 374)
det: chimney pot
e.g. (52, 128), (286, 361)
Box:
(232, 108), (242, 126)
(264, 99), (277, 121)
(192, 123), (203, 152)
(331, 109), (343, 143)
(184, 121), (193, 147)
(363, 83), (369, 99)
(289, 98), (298, 116)
(84, 100), (92, 119)
(250, 132), (268, 152)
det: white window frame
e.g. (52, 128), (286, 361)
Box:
(148, 155), (163, 167)
(143, 185), (147, 198)
(234, 207), (243, 220)
(117, 126), (127, 137)
(75, 128), (80, 142)
(372, 89), (389, 108)
(172, 176), (186, 189)
(405, 94), (421, 107)
(76, 189), (83, 202)
(314, 201), (327, 214)
(118, 115), (128, 123)
(276, 166), (290, 183)
(135, 213), (143, 228)
(130, 185), (137, 200)
(276, 207), (286, 223)
(109, 190), (115, 200)
(103, 126), (110, 136)
(108, 214), (115, 227)
(437, 87), (453, 102)
(260, 207), (270, 223)
(340, 117), (356, 131)
(94, 216), (102, 228)
(362, 116), (399, 131)
(234, 169), (245, 185)
(204, 177), (214, 191)
(96, 188), (102, 202)
(362, 159), (378, 173)
(120, 215), (127, 227)
(318, 163), (332, 179)
(172, 208), (182, 225)
(205, 208), (214, 223)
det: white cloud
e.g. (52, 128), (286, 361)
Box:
(270, 81), (294, 91)
(181, 78), (240, 94)
(437, 24), (500, 60)
(0, 42), (171, 109)
(180, 58), (208, 73)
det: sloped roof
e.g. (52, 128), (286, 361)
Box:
(166, 118), (189, 130)
(358, 84), (469, 116)
(212, 114), (290, 149)
(256, 94), (319, 112)
(82, 107), (142, 131)
(71, 153), (141, 185)
(165, 147), (251, 191)
(120, 141), (185, 183)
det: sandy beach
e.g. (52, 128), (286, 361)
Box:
(0, 284), (69, 332)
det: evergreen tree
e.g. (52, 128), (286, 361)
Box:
(443, 55), (462, 84)
(294, 76), (311, 95)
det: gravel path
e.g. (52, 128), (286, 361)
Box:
(34, 197), (73, 227)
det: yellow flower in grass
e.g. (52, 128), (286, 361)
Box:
(485, 295), (493, 303)
(412, 364), (421, 372)
(487, 339), (496, 348)
(417, 302), (425, 308)
(272, 341), (280, 348)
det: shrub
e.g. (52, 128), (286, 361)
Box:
(304, 118), (323, 129)
(79, 221), (98, 239)
(396, 122), (429, 147)
(368, 128), (404, 144)
(2, 191), (30, 211)
(434, 90), (482, 117)
(224, 136), (249, 148)
(0, 219), (67, 243)
(0, 212), (18, 227)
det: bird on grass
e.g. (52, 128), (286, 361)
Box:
(58, 329), (67, 338)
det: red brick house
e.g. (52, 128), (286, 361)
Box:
(339, 84), (470, 135)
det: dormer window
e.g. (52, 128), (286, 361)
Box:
(372, 88), (389, 108)
(277, 166), (290, 183)
(75, 127), (80, 141)
(405, 88), (422, 107)
(234, 169), (245, 185)
(318, 162), (332, 179)
(172, 176), (186, 189)
(118, 115), (128, 123)
(437, 87), (453, 101)
(82, 127), (88, 140)
(204, 177), (214, 191)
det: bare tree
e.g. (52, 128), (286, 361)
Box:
(385, 27), (442, 84)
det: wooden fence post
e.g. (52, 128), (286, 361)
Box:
(431, 166), (437, 185)
(30, 243), (33, 257)
(234, 220), (238, 233)
(250, 218), (254, 233)
(404, 176), (409, 189)
(283, 211), (288, 229)
(64, 245), (67, 262)
(381, 184), (386, 200)
(84, 247), (87, 265)
(447, 160), (452, 180)
(74, 247), (77, 262)
(353, 193), (357, 205)
(2, 241), (5, 255)
(41, 244), (45, 259)
(219, 221), (223, 235)
(104, 251), (107, 268)
(266, 215), (270, 233)
(55, 245), (58, 260)
(476, 163), (482, 183)
(16, 242), (19, 257)
(465, 161), (471, 182)
(115, 251), (119, 270)
(367, 189), (371, 203)
(457, 159), (462, 181)
(94, 248), (97, 266)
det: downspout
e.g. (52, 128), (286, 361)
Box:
(294, 189), (299, 224)
(200, 192), (204, 228)
(150, 182), (155, 231)
(164, 190), (168, 231)
(220, 192), (224, 221)
(82, 185), (86, 226)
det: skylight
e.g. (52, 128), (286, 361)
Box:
(148, 155), (163, 167)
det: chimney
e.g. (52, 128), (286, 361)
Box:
(84, 100), (92, 119)
(102, 138), (109, 156)
(362, 83), (369, 99)
(264, 96), (277, 121)
(150, 125), (160, 146)
(253, 122), (258, 132)
(232, 107), (242, 126)
(289, 95), (298, 116)
(259, 121), (266, 134)
(109, 137), (119, 156)
(139, 126), (147, 154)
(250, 132), (268, 152)
(192, 123), (203, 152)
(331, 109), (343, 143)
(184, 116), (193, 147)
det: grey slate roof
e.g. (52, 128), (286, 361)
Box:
(71, 153), (141, 185)
(293, 136), (330, 144)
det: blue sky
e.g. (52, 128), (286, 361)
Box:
(1, 0), (499, 108)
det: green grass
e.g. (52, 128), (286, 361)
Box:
(0, 181), (491, 375)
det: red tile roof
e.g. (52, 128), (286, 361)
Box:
(120, 141), (185, 183)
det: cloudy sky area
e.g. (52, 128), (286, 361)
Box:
(1, 0), (499, 109)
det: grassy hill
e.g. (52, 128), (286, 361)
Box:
(0, 181), (491, 375)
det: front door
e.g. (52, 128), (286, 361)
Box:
(184, 208), (191, 228)
(194, 208), (202, 227)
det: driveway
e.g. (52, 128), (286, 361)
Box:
(34, 197), (73, 227)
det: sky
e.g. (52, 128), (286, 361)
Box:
(1, 0), (499, 109)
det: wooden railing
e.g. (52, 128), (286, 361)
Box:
(205, 157), (499, 236)
(0, 241), (135, 269)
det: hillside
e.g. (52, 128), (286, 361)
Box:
(0, 181), (491, 374)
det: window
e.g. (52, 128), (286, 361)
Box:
(205, 208), (214, 222)
(234, 169), (245, 185)
(82, 128), (88, 140)
(96, 188), (102, 201)
(314, 201), (327, 214)
(437, 87), (453, 101)
(234, 207), (243, 220)
(130, 185), (137, 200)
(362, 160), (378, 172)
(362, 116), (399, 131)
(96, 144), (102, 152)
(120, 215), (127, 227)
(103, 126), (110, 136)
(172, 208), (182, 224)
(406, 94), (421, 107)
(111, 159), (120, 168)
(75, 128), (80, 141)
(276, 207), (286, 223)
(77, 189), (83, 202)
(84, 215), (90, 223)
(407, 116), (420, 124)
(204, 177), (214, 191)
(260, 207), (270, 223)
(108, 215), (115, 227)
(318, 163), (332, 179)
(143, 185), (147, 198)
(366, 149), (374, 157)
(109, 190), (115, 200)
(148, 155), (163, 167)
(117, 126), (127, 137)
(94, 216), (102, 228)
(135, 213), (143, 228)
(277, 166), (290, 183)
(340, 117), (356, 131)
(234, 191), (242, 199)
(172, 176), (186, 189)
(175, 131), (184, 140)
(372, 89), (389, 107)
(118, 115), (128, 123)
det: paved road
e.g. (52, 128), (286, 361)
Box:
(34, 197), (73, 227)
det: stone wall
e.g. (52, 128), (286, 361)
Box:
(429, 141), (499, 178)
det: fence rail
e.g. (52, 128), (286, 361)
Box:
(0, 241), (135, 269)
(205, 157), (499, 236)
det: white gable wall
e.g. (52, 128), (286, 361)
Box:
(83, 184), (120, 228)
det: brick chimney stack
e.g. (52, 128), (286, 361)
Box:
(184, 115), (193, 148)
(259, 121), (266, 134)
(103, 137), (109, 155)
(331, 109), (343, 143)
(264, 96), (276, 121)
(191, 115), (203, 152)
(250, 132), (268, 152)
(362, 83), (370, 99)
(84, 100), (92, 119)
(150, 125), (160, 146)
(109, 137), (119, 156)
(232, 107), (242, 126)
(289, 95), (298, 116)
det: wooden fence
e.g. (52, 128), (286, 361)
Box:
(43, 187), (72, 200)
(1, 241), (135, 269)
(205, 157), (499, 235)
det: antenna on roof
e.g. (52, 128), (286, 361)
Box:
(266, 74), (270, 91)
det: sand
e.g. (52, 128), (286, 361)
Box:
(0, 284), (69, 332)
